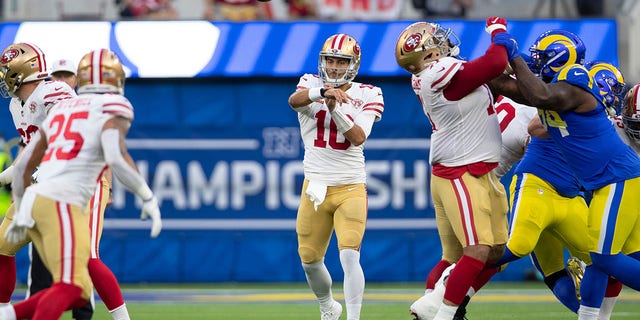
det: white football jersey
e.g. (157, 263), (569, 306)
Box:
(29, 93), (134, 207)
(610, 116), (640, 154)
(295, 74), (384, 186)
(412, 57), (502, 166)
(9, 80), (76, 145)
(494, 96), (538, 178)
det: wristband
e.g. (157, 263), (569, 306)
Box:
(330, 108), (355, 134)
(308, 87), (323, 101)
(320, 88), (327, 97)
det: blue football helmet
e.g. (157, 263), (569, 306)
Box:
(586, 61), (627, 116)
(528, 29), (586, 82)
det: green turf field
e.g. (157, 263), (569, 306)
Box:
(51, 282), (640, 319)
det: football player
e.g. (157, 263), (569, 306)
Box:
(0, 42), (76, 308)
(288, 34), (384, 320)
(27, 57), (95, 320)
(494, 17), (640, 320)
(0, 48), (162, 320)
(396, 17), (511, 320)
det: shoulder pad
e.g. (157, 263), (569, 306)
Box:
(424, 57), (463, 91)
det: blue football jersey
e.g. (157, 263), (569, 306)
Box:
(539, 64), (640, 190)
(515, 137), (583, 198)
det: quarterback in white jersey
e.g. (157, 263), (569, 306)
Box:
(1, 49), (161, 320)
(288, 33), (383, 320)
(494, 95), (538, 178)
(396, 18), (512, 320)
(295, 73), (383, 186)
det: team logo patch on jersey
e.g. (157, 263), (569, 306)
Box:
(352, 98), (363, 109)
(1, 49), (19, 64)
(29, 101), (37, 113)
(404, 34), (422, 52)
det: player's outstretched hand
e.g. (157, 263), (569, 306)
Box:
(0, 166), (14, 187)
(4, 221), (26, 243)
(485, 16), (507, 38)
(141, 195), (162, 238)
(494, 32), (520, 61)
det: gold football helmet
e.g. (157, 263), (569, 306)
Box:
(395, 22), (460, 74)
(77, 49), (125, 95)
(318, 34), (361, 87)
(0, 42), (49, 98)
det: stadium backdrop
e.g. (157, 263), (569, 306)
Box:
(0, 19), (617, 283)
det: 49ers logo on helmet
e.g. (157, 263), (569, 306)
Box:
(353, 43), (360, 56)
(404, 34), (422, 52)
(1, 49), (19, 64)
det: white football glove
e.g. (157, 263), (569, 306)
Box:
(4, 221), (27, 244)
(0, 165), (14, 186)
(141, 196), (162, 238)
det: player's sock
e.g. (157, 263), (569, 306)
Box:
(443, 255), (485, 305)
(426, 260), (452, 292)
(591, 252), (640, 290)
(598, 278), (622, 320)
(545, 271), (579, 313)
(88, 258), (126, 310)
(13, 289), (48, 319)
(302, 259), (334, 310)
(31, 283), (83, 320)
(577, 305), (599, 320)
(470, 264), (498, 292)
(598, 297), (616, 320)
(0, 255), (16, 303)
(339, 249), (363, 320)
(495, 246), (521, 267)
(433, 303), (457, 320)
(109, 303), (131, 320)
(627, 251), (640, 261)
(580, 264), (608, 309)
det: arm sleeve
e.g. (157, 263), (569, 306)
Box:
(354, 112), (376, 137)
(444, 43), (508, 101)
(11, 132), (41, 200)
(101, 128), (153, 201)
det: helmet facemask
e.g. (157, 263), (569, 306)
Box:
(587, 61), (627, 116)
(623, 84), (640, 143)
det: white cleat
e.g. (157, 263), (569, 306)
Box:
(410, 278), (446, 320)
(321, 300), (342, 320)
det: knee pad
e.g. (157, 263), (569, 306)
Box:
(337, 230), (362, 250)
(298, 246), (321, 264)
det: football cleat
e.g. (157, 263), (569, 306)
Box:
(320, 300), (342, 320)
(410, 276), (446, 320)
(452, 295), (470, 320)
(567, 257), (586, 301)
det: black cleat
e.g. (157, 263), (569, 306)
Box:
(453, 295), (470, 320)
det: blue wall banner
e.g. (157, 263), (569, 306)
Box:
(0, 19), (618, 78)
